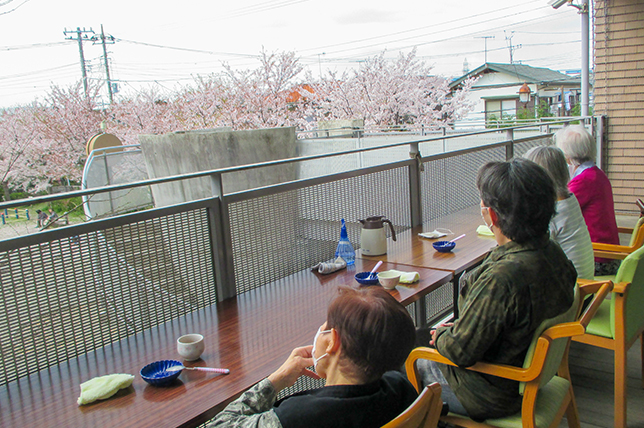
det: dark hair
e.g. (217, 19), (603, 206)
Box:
(476, 158), (555, 243)
(326, 286), (415, 381)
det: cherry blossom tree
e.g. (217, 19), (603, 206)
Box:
(0, 49), (477, 195)
(221, 49), (304, 129)
(310, 49), (476, 129)
(0, 82), (105, 194)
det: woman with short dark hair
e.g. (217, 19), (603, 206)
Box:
(416, 158), (577, 421)
(209, 286), (418, 428)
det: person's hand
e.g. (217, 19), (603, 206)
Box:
(267, 345), (320, 393)
(429, 322), (454, 346)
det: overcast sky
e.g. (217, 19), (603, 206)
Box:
(0, 0), (587, 108)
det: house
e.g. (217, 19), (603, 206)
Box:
(449, 63), (583, 126)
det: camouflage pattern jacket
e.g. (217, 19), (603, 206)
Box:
(206, 378), (282, 428)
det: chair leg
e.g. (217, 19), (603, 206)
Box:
(615, 344), (627, 428)
(565, 389), (581, 428)
(641, 334), (643, 389)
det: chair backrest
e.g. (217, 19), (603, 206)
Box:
(519, 284), (581, 394)
(381, 383), (442, 428)
(628, 217), (644, 248)
(610, 244), (644, 340)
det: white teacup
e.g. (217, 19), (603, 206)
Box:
(377, 271), (401, 290)
(177, 333), (205, 361)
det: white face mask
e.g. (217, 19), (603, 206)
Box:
(480, 207), (493, 231)
(311, 326), (332, 370)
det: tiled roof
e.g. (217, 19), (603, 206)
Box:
(450, 63), (581, 89)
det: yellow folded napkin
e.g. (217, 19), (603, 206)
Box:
(78, 373), (134, 405)
(476, 225), (494, 236)
(383, 270), (420, 284)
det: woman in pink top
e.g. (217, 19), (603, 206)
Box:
(555, 125), (620, 276)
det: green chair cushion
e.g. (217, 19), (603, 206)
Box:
(584, 299), (613, 338)
(445, 376), (571, 428)
(485, 376), (571, 428)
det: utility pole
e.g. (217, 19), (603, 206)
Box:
(92, 25), (116, 104)
(475, 35), (495, 64)
(504, 31), (522, 64)
(64, 27), (94, 99)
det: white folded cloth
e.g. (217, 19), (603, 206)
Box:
(77, 373), (134, 405)
(311, 256), (347, 274)
(418, 230), (447, 239)
(382, 269), (420, 284)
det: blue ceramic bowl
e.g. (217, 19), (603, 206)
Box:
(433, 241), (456, 253)
(140, 360), (183, 386)
(354, 271), (379, 286)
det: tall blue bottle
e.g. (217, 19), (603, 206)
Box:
(335, 218), (355, 265)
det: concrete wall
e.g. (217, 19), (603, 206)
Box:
(318, 119), (364, 137)
(139, 127), (299, 206)
(594, 0), (644, 213)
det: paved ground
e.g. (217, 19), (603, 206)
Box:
(0, 215), (85, 241)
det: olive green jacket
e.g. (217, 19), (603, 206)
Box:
(435, 235), (577, 421)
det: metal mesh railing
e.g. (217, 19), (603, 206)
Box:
(420, 145), (506, 222)
(513, 135), (555, 158)
(0, 127), (559, 387)
(228, 164), (413, 294)
(0, 204), (217, 385)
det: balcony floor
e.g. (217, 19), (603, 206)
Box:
(560, 338), (644, 427)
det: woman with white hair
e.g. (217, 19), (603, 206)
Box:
(555, 125), (620, 276)
(525, 146), (595, 279)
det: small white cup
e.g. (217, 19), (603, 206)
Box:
(377, 271), (401, 290)
(177, 333), (205, 361)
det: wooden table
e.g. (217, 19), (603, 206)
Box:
(0, 259), (450, 428)
(357, 206), (497, 318)
(358, 206), (497, 275)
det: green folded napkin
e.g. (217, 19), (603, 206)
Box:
(382, 270), (420, 284)
(77, 373), (135, 405)
(476, 225), (494, 236)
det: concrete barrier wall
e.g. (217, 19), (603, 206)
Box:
(139, 127), (299, 206)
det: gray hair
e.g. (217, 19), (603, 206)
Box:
(524, 146), (570, 199)
(554, 125), (596, 166)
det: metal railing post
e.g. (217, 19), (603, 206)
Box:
(505, 128), (514, 161)
(209, 173), (236, 300)
(408, 142), (423, 227)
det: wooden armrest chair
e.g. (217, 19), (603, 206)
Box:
(405, 280), (612, 428)
(382, 383), (443, 428)
(573, 245), (644, 428)
(593, 216), (644, 261)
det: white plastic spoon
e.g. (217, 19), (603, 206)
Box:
(369, 261), (383, 279)
(167, 365), (230, 374)
(449, 234), (466, 243)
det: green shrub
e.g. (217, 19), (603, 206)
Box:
(50, 197), (83, 215)
(10, 192), (30, 201)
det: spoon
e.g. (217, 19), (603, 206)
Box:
(369, 261), (383, 279)
(167, 365), (230, 374)
(449, 234), (466, 243)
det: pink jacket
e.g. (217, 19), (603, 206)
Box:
(568, 166), (619, 261)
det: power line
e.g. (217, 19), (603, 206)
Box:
(299, 0), (541, 55)
(0, 41), (73, 51)
(117, 38), (259, 58)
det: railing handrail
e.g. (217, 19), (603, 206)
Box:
(0, 118), (580, 210)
